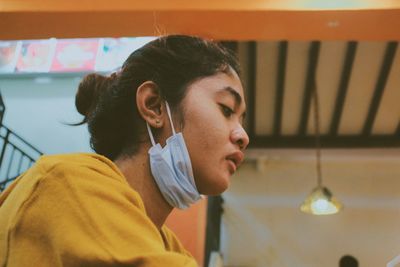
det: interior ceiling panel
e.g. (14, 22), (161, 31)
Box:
(307, 41), (347, 135)
(255, 42), (278, 135)
(237, 40), (400, 148)
(282, 41), (309, 135)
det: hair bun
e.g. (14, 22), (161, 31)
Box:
(75, 73), (112, 117)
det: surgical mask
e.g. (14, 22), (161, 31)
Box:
(146, 102), (201, 209)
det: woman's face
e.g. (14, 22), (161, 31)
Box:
(178, 70), (249, 195)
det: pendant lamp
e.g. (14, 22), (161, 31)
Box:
(300, 79), (342, 215)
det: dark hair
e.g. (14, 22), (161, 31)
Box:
(75, 35), (240, 160)
(339, 255), (358, 267)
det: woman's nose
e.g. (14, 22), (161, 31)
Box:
(230, 126), (250, 150)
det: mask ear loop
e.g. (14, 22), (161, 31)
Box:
(146, 122), (156, 146)
(165, 101), (176, 135)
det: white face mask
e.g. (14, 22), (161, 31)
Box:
(146, 102), (201, 209)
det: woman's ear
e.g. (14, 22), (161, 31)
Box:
(136, 81), (164, 128)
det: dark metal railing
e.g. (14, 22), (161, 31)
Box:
(0, 125), (42, 191)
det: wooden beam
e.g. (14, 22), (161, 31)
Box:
(3, 0), (400, 12)
(246, 42), (257, 137)
(2, 4), (400, 40)
(362, 41), (398, 135)
(273, 41), (287, 136)
(396, 121), (400, 136)
(329, 41), (357, 135)
(249, 135), (400, 148)
(298, 41), (320, 135)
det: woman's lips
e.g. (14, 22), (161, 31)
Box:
(226, 151), (244, 174)
(227, 159), (237, 174)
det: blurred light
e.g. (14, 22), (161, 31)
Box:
(302, 0), (373, 10)
(33, 76), (52, 84)
(301, 186), (342, 215)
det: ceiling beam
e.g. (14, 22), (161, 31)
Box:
(245, 147), (400, 161)
(2, 2), (400, 40)
(298, 41), (320, 135)
(3, 0), (400, 12)
(396, 121), (400, 136)
(249, 135), (400, 148)
(273, 41), (288, 136)
(362, 41), (398, 135)
(329, 41), (358, 135)
(246, 42), (257, 138)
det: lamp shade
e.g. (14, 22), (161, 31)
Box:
(300, 186), (342, 215)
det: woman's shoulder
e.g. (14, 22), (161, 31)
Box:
(0, 152), (146, 219)
(160, 225), (194, 257)
(29, 152), (144, 206)
(35, 153), (123, 178)
(21, 153), (129, 190)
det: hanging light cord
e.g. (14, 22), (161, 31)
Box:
(312, 78), (322, 188)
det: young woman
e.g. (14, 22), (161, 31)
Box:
(0, 35), (249, 266)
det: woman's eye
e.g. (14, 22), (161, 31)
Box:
(220, 105), (234, 118)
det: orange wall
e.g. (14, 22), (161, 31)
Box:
(165, 198), (207, 266)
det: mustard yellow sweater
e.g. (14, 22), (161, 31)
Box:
(0, 153), (198, 267)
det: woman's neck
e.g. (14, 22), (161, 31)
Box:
(114, 147), (173, 229)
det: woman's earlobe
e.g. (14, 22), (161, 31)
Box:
(147, 117), (164, 129)
(155, 119), (162, 128)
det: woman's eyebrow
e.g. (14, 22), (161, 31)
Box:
(218, 86), (242, 108)
(217, 86), (247, 119)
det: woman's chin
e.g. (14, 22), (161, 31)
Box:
(199, 175), (230, 196)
